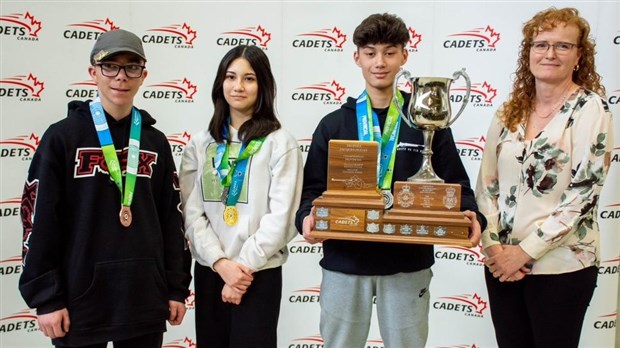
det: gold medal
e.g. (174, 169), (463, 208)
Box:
(223, 206), (239, 226)
(119, 206), (132, 227)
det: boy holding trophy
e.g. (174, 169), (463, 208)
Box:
(295, 13), (484, 347)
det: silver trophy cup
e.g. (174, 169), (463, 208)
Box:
(393, 68), (471, 182)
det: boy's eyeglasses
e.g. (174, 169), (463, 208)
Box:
(96, 63), (145, 78)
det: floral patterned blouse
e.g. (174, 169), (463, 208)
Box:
(475, 88), (614, 274)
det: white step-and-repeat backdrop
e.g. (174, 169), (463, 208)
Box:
(1, 1), (618, 347)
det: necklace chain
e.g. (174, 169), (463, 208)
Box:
(533, 83), (573, 119)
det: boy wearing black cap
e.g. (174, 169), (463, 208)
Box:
(18, 29), (192, 347)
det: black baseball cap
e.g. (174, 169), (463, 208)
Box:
(90, 29), (147, 64)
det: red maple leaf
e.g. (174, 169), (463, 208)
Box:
(485, 25), (500, 48)
(481, 81), (497, 103)
(181, 131), (191, 143)
(183, 337), (197, 347)
(104, 18), (120, 31)
(24, 12), (42, 37)
(29, 133), (41, 146)
(27, 74), (44, 97)
(181, 78), (197, 99)
(408, 27), (422, 49)
(331, 27), (347, 48)
(330, 80), (346, 101)
(255, 25), (271, 47)
(472, 293), (487, 314)
(181, 23), (197, 45)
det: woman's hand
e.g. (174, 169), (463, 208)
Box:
(213, 259), (253, 293)
(221, 284), (244, 305)
(486, 244), (533, 282)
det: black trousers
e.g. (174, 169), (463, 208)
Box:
(484, 266), (597, 348)
(194, 262), (282, 348)
(58, 332), (163, 348)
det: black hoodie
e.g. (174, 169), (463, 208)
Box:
(295, 93), (486, 275)
(19, 100), (192, 346)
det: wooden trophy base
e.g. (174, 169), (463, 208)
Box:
(309, 140), (473, 247)
(310, 182), (474, 247)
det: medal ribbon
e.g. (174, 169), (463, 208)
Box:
(356, 89), (404, 190)
(89, 98), (141, 208)
(215, 122), (265, 207)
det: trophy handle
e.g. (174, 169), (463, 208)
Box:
(447, 68), (471, 127)
(393, 69), (414, 128)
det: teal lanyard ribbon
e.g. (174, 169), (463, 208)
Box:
(214, 122), (265, 207)
(355, 89), (403, 190)
(89, 98), (141, 207)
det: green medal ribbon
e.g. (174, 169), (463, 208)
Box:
(89, 99), (141, 209)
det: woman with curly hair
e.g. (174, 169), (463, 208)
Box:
(475, 7), (614, 348)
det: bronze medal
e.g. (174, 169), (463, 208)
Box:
(119, 206), (132, 227)
(223, 206), (239, 226)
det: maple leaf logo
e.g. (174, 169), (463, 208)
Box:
(331, 27), (347, 48)
(472, 293), (488, 314)
(480, 81), (497, 102)
(24, 12), (42, 37)
(28, 74), (45, 97)
(408, 27), (422, 49)
(330, 80), (346, 101)
(255, 25), (271, 47)
(104, 18), (119, 31)
(182, 78), (197, 99)
(0, 12), (42, 37)
(485, 25), (501, 48)
(181, 23), (197, 44)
